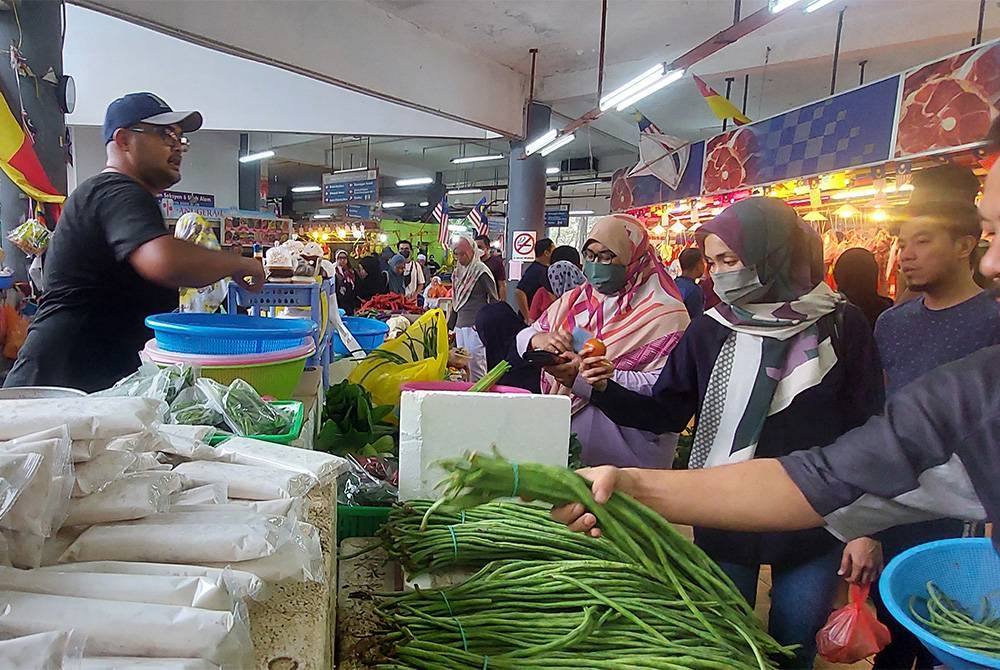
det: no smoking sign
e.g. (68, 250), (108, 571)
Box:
(511, 230), (537, 262)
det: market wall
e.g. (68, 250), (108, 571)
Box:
(68, 125), (241, 208)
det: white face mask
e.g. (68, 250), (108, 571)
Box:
(712, 267), (767, 305)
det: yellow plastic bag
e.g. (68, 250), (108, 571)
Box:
(348, 309), (448, 408)
(175, 213), (226, 313)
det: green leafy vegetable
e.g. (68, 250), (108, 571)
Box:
(316, 380), (396, 455)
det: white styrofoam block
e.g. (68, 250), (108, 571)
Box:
(398, 390), (571, 501)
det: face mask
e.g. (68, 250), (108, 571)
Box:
(584, 261), (628, 295)
(712, 267), (767, 305)
(401, 248), (411, 258)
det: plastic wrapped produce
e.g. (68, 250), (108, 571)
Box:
(171, 461), (316, 500)
(0, 631), (83, 669)
(93, 363), (195, 405)
(0, 452), (42, 521)
(0, 398), (163, 442)
(74, 452), (168, 498)
(0, 437), (72, 537)
(169, 386), (224, 428)
(43, 561), (267, 602)
(59, 517), (285, 564)
(80, 659), (220, 670)
(63, 473), (182, 527)
(6, 217), (50, 255)
(0, 565), (233, 610)
(213, 436), (346, 485)
(206, 521), (323, 583)
(0, 591), (252, 666)
(170, 484), (228, 507)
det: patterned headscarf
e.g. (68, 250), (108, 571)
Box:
(535, 214), (690, 411)
(547, 260), (586, 297)
(690, 197), (843, 469)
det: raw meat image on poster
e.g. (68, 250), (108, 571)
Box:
(896, 42), (1000, 157)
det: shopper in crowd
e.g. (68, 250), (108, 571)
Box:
(551, 244), (582, 268)
(449, 234), (499, 381)
(553, 158), (1000, 562)
(529, 255), (587, 322)
(397, 239), (426, 301)
(416, 252), (428, 273)
(379, 245), (395, 273)
(674, 248), (706, 320)
(476, 302), (541, 393)
(355, 254), (388, 301)
(425, 253), (441, 277)
(333, 249), (358, 315)
(514, 237), (554, 322)
(571, 198), (884, 669)
(832, 247), (893, 330)
(869, 189), (1000, 670)
(518, 214), (690, 468)
(4, 93), (264, 393)
(475, 234), (507, 298)
(386, 253), (407, 295)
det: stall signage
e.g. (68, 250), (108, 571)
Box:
(544, 205), (570, 228)
(158, 191), (215, 218)
(322, 170), (379, 205)
(511, 230), (537, 262)
(346, 204), (371, 219)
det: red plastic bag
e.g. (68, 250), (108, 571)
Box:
(816, 583), (891, 663)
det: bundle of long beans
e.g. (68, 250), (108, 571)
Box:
(374, 453), (794, 669)
(911, 581), (1000, 659)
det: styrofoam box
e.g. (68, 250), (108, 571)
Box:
(398, 390), (571, 501)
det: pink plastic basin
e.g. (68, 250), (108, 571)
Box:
(400, 381), (530, 394)
(143, 337), (315, 366)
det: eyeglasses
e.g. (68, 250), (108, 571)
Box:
(128, 126), (189, 151)
(583, 248), (617, 264)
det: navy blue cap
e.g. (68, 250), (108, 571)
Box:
(102, 92), (203, 144)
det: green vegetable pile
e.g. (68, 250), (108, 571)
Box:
(372, 453), (793, 669)
(911, 581), (1000, 659)
(221, 379), (291, 436)
(317, 380), (396, 455)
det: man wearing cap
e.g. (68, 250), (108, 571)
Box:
(4, 92), (264, 393)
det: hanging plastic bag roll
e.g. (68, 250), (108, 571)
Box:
(63, 472), (182, 527)
(0, 565), (233, 611)
(41, 561), (268, 602)
(0, 630), (84, 670)
(171, 461), (316, 500)
(0, 398), (164, 441)
(0, 452), (43, 521)
(212, 436), (347, 485)
(59, 517), (286, 564)
(0, 590), (253, 666)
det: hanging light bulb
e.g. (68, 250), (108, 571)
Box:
(651, 224), (666, 237)
(834, 203), (860, 219)
(870, 207), (889, 223)
(802, 210), (828, 222)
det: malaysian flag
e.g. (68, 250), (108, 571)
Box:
(466, 196), (489, 236)
(433, 195), (450, 246)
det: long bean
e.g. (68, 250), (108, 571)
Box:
(910, 581), (1000, 658)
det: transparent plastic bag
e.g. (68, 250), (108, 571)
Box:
(0, 630), (85, 670)
(171, 461), (316, 500)
(206, 521), (324, 584)
(0, 398), (164, 442)
(171, 483), (229, 507)
(0, 452), (43, 521)
(816, 583), (891, 663)
(212, 436), (346, 485)
(63, 472), (181, 527)
(195, 378), (290, 437)
(44, 561), (268, 602)
(0, 437), (73, 537)
(94, 363), (195, 405)
(169, 385), (224, 427)
(6, 217), (50, 255)
(338, 454), (398, 506)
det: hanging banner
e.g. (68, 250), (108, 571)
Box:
(702, 76), (900, 195)
(222, 212), (292, 247)
(611, 140), (705, 211)
(895, 40), (1000, 158)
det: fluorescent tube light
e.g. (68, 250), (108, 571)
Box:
(570, 210), (595, 215)
(600, 63), (665, 111)
(539, 133), (576, 157)
(291, 185), (321, 193)
(451, 154), (504, 164)
(382, 201), (405, 208)
(804, 0), (836, 11)
(448, 188), (483, 195)
(546, 167), (560, 175)
(615, 69), (685, 111)
(771, 0), (804, 12)
(239, 150), (274, 163)
(333, 165), (369, 174)
(312, 214), (331, 220)
(524, 129), (558, 156)
(419, 201), (430, 207)
(396, 177), (433, 186)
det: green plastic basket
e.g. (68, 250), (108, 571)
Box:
(208, 400), (305, 446)
(197, 354), (310, 400)
(337, 504), (392, 541)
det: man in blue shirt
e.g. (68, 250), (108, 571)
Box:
(872, 175), (1000, 669)
(674, 248), (705, 320)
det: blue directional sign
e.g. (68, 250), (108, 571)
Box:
(322, 170), (380, 205)
(544, 205), (570, 228)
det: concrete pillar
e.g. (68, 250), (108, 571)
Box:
(505, 102), (550, 301)
(237, 132), (260, 211)
(0, 0), (67, 281)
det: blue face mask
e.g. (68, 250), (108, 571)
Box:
(584, 261), (628, 295)
(711, 267), (767, 305)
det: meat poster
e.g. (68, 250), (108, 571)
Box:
(895, 41), (1000, 158)
(610, 141), (705, 211)
(701, 77), (899, 195)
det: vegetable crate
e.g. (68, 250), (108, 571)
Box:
(208, 400), (305, 446)
(337, 504), (392, 542)
(880, 538), (1000, 670)
(227, 281), (333, 387)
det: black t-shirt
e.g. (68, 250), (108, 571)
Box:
(5, 172), (176, 392)
(516, 260), (551, 303)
